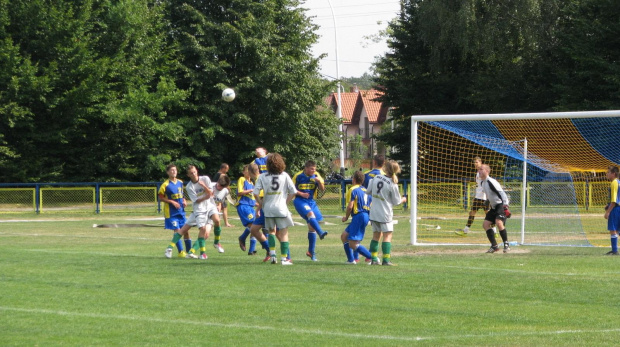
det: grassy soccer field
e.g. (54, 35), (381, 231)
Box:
(1, 213), (619, 346)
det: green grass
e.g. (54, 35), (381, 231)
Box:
(1, 213), (619, 346)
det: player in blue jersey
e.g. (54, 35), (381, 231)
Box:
(363, 154), (385, 188)
(160, 164), (191, 259)
(293, 160), (328, 261)
(253, 147), (268, 174)
(236, 163), (260, 255)
(341, 170), (373, 264)
(605, 165), (620, 255)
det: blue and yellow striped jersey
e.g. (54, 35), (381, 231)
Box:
(292, 170), (323, 201)
(158, 179), (185, 218)
(346, 184), (371, 215)
(236, 176), (256, 207)
(363, 168), (384, 188)
(253, 156), (268, 174)
(610, 179), (620, 205)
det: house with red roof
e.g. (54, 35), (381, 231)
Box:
(326, 85), (390, 168)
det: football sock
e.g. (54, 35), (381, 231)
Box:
(198, 237), (206, 255)
(343, 242), (354, 262)
(281, 242), (290, 259)
(239, 227), (251, 242)
(169, 232), (183, 249)
(486, 229), (497, 246)
(354, 244), (373, 260)
(353, 249), (360, 261)
(466, 216), (475, 227)
(499, 229), (508, 243)
(268, 234), (276, 250)
(307, 217), (325, 237)
(249, 236), (257, 253)
(184, 238), (192, 252)
(369, 240), (380, 261)
(175, 238), (184, 252)
(259, 239), (270, 252)
(612, 234), (618, 253)
(308, 231), (317, 254)
(381, 242), (391, 262)
(214, 226), (222, 244)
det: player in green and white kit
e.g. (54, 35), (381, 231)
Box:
(181, 165), (220, 260)
(366, 160), (407, 266)
(210, 175), (231, 253)
(253, 153), (297, 265)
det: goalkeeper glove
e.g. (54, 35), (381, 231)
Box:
(503, 205), (511, 218)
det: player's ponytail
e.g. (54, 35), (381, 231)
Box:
(383, 160), (401, 184)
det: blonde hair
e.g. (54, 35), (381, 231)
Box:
(383, 160), (401, 184)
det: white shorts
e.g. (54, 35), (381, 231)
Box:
(187, 207), (218, 228)
(371, 220), (394, 233)
(264, 214), (295, 230)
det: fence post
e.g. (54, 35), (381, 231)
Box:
(35, 184), (40, 214)
(340, 179), (346, 211)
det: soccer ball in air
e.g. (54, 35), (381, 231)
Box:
(222, 88), (235, 102)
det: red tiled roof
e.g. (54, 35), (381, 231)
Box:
(329, 92), (360, 124)
(360, 89), (386, 123)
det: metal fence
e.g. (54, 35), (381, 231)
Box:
(0, 179), (608, 215)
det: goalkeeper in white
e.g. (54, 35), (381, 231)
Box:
(478, 164), (511, 253)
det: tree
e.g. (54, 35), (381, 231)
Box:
(0, 0), (188, 182)
(373, 0), (563, 173)
(163, 0), (340, 174)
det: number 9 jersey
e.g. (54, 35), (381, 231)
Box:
(366, 174), (403, 223)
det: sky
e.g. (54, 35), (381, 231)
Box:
(299, 0), (402, 80)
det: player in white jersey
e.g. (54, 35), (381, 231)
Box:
(366, 160), (407, 266)
(478, 164), (512, 253)
(179, 165), (220, 260)
(455, 157), (496, 237)
(209, 175), (231, 253)
(253, 153), (298, 265)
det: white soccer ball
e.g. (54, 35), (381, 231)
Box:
(222, 88), (235, 102)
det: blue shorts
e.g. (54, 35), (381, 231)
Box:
(346, 212), (369, 241)
(294, 199), (323, 222)
(608, 206), (620, 231)
(164, 215), (186, 231)
(236, 204), (256, 227)
(253, 208), (265, 227)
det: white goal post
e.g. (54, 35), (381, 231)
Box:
(410, 110), (620, 247)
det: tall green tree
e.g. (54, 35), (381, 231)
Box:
(0, 0), (188, 182)
(373, 0), (562, 171)
(164, 0), (340, 173)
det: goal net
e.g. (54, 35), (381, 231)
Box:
(410, 111), (620, 247)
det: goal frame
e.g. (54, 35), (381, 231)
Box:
(410, 110), (620, 246)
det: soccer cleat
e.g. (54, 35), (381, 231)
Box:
(346, 260), (357, 265)
(262, 254), (271, 262)
(503, 242), (510, 253)
(281, 259), (293, 265)
(199, 253), (208, 260)
(165, 248), (173, 259)
(454, 230), (467, 237)
(605, 250), (619, 255)
(248, 251), (257, 256)
(463, 226), (470, 233)
(178, 251), (188, 258)
(319, 232), (328, 240)
(486, 246), (500, 253)
(213, 243), (225, 253)
(238, 237), (246, 252)
(270, 255), (277, 264)
(365, 258), (372, 265)
(371, 260), (381, 265)
(382, 260), (396, 266)
(306, 251), (318, 262)
(186, 252), (198, 259)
